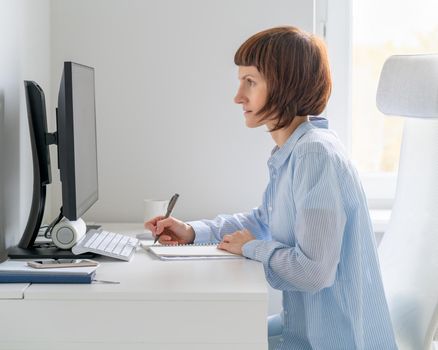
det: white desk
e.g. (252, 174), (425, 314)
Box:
(0, 224), (268, 350)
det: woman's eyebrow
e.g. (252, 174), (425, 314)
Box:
(239, 74), (256, 80)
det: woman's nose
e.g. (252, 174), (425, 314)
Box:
(234, 88), (246, 104)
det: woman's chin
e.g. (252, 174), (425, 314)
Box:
(245, 122), (258, 128)
(244, 116), (263, 128)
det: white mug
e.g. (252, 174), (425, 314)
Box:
(144, 199), (169, 223)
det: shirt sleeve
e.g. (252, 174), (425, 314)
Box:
(242, 150), (347, 293)
(187, 205), (271, 244)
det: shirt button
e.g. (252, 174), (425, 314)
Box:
(269, 206), (272, 211)
(284, 310), (288, 315)
(279, 337), (284, 342)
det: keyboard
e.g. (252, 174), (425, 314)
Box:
(72, 229), (139, 261)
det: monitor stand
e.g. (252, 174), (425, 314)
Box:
(7, 245), (95, 259)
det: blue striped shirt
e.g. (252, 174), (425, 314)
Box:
(188, 119), (397, 349)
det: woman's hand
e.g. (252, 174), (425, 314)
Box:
(144, 216), (195, 245)
(218, 229), (255, 255)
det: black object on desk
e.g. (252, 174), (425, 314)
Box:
(7, 246), (95, 259)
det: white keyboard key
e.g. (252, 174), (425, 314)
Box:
(84, 232), (99, 248)
(105, 234), (122, 253)
(119, 236), (129, 245)
(121, 245), (134, 257)
(90, 231), (108, 249)
(98, 232), (115, 251)
(113, 242), (124, 255)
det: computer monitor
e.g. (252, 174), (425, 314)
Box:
(57, 62), (99, 221)
(8, 62), (98, 259)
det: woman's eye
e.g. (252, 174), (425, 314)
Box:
(246, 79), (255, 86)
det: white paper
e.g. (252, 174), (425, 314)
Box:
(146, 244), (243, 260)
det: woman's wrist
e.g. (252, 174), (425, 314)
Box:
(185, 223), (196, 244)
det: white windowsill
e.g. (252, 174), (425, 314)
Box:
(369, 209), (392, 246)
(369, 209), (392, 233)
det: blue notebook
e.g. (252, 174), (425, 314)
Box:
(0, 271), (95, 284)
(0, 260), (98, 284)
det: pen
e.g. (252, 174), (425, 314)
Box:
(154, 193), (179, 244)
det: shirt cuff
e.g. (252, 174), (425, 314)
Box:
(243, 239), (286, 263)
(186, 220), (216, 244)
(242, 240), (264, 261)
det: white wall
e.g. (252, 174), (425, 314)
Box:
(0, 0), (314, 315)
(0, 0), (51, 251)
(50, 0), (314, 224)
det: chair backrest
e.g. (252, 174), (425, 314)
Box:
(376, 54), (438, 350)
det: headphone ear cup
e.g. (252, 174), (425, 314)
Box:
(52, 218), (86, 249)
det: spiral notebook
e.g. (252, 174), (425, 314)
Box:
(144, 243), (243, 260)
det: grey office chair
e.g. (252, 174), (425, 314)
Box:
(376, 54), (438, 350)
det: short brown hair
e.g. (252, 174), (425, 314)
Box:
(234, 26), (332, 131)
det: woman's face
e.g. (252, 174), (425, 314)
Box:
(234, 66), (268, 128)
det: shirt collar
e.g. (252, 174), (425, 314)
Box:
(268, 117), (329, 170)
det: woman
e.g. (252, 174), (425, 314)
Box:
(145, 26), (397, 349)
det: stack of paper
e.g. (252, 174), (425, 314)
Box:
(0, 260), (98, 284)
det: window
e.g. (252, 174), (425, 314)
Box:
(316, 0), (438, 208)
(352, 0), (438, 173)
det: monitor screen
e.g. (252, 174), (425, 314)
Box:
(57, 62), (98, 220)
